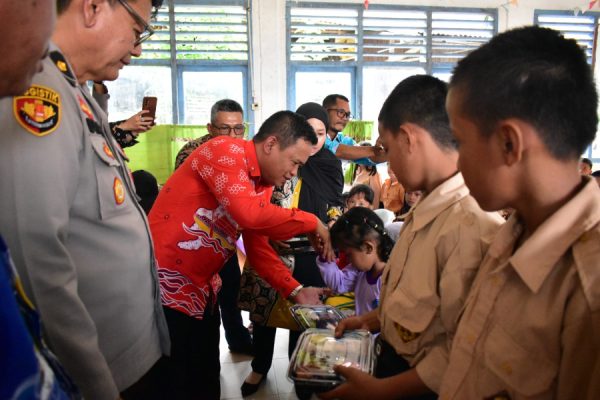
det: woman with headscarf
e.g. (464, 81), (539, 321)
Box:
(239, 103), (344, 398)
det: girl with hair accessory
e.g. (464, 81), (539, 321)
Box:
(317, 206), (395, 316)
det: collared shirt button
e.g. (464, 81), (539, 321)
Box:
(164, 214), (170, 220)
(285, 277), (290, 281)
(176, 259), (182, 265)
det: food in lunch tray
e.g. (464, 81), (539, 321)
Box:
(288, 328), (374, 388)
(290, 305), (346, 330)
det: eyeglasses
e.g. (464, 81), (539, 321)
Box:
(116, 0), (155, 46)
(327, 108), (353, 120)
(216, 125), (246, 137)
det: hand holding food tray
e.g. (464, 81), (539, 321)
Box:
(287, 329), (374, 392)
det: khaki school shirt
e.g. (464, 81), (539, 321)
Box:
(378, 172), (503, 392)
(439, 177), (600, 400)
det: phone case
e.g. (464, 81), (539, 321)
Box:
(142, 97), (157, 119)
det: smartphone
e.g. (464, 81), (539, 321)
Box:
(142, 96), (157, 121)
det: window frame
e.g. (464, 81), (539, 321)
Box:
(129, 0), (253, 131)
(286, 2), (498, 120)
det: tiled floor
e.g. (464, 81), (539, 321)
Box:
(219, 312), (311, 400)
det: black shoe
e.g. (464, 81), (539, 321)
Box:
(229, 342), (254, 356)
(240, 374), (266, 397)
(294, 384), (313, 400)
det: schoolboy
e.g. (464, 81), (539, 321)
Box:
(320, 75), (503, 399)
(439, 26), (600, 399)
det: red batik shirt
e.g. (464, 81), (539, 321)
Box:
(149, 136), (317, 319)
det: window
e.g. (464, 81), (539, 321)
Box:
(536, 10), (600, 163)
(180, 69), (246, 124)
(105, 66), (173, 124)
(109, 1), (251, 129)
(287, 2), (497, 124)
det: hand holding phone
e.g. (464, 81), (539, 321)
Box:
(141, 96), (157, 125)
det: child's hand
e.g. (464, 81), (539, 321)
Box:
(334, 315), (365, 338)
(318, 366), (383, 400)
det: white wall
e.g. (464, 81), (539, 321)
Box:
(250, 0), (586, 124)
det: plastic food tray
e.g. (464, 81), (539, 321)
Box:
(290, 305), (346, 330)
(287, 328), (374, 390)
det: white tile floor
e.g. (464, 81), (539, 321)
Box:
(219, 312), (313, 400)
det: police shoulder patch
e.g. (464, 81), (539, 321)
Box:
(13, 85), (61, 137)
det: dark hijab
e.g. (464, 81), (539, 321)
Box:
(296, 103), (344, 222)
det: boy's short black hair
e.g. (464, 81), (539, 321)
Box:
(322, 94), (350, 109)
(591, 170), (600, 178)
(581, 157), (593, 169)
(347, 184), (374, 205)
(450, 26), (598, 160)
(253, 110), (317, 149)
(378, 75), (455, 150)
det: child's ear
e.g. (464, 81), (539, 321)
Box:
(496, 120), (523, 166)
(363, 241), (375, 254)
(398, 124), (415, 153)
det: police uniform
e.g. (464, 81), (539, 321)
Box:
(378, 173), (503, 393)
(439, 177), (600, 400)
(0, 43), (169, 400)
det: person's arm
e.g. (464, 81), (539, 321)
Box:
(92, 81), (109, 113)
(334, 308), (381, 336)
(115, 110), (154, 133)
(316, 257), (359, 293)
(243, 231), (324, 303)
(0, 96), (119, 400)
(196, 141), (320, 240)
(335, 143), (378, 164)
(319, 365), (431, 400)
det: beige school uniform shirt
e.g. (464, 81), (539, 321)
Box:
(439, 177), (600, 400)
(378, 172), (503, 392)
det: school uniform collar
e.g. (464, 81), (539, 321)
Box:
(407, 172), (469, 232)
(491, 177), (600, 293)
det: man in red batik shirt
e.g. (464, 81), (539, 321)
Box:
(149, 110), (332, 399)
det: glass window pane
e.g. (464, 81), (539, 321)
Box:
(105, 66), (173, 124)
(181, 70), (244, 125)
(295, 71), (352, 110)
(362, 66), (425, 124)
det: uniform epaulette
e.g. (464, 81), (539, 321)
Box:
(49, 51), (77, 87)
(572, 223), (600, 312)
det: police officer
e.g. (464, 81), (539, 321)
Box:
(0, 1), (169, 400)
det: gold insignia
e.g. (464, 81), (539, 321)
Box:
(396, 323), (420, 343)
(56, 60), (67, 72)
(77, 95), (94, 120)
(103, 142), (115, 159)
(13, 85), (60, 137)
(113, 177), (125, 205)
